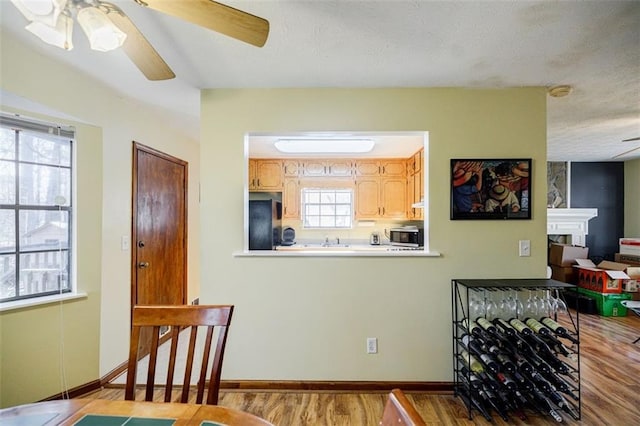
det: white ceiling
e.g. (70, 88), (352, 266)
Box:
(1, 0), (639, 161)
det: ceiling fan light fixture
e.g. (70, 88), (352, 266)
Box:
(77, 6), (126, 52)
(548, 85), (573, 98)
(11, 0), (67, 27)
(25, 13), (73, 50)
(274, 139), (375, 154)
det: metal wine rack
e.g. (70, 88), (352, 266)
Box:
(451, 278), (581, 422)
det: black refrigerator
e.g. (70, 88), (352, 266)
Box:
(249, 200), (282, 250)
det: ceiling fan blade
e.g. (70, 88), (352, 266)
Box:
(105, 4), (176, 81)
(612, 145), (640, 159)
(138, 0), (269, 47)
(622, 136), (640, 142)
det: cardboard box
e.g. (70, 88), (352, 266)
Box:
(597, 260), (640, 292)
(551, 265), (576, 284)
(574, 259), (628, 293)
(615, 253), (640, 266)
(620, 238), (640, 255)
(549, 243), (589, 267)
(577, 288), (632, 317)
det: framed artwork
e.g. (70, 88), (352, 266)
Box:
(450, 158), (532, 220)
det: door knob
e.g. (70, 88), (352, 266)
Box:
(138, 262), (150, 269)
(137, 241), (145, 248)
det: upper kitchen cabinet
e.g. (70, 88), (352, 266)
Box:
(301, 159), (353, 177)
(249, 159), (284, 191)
(407, 148), (424, 220)
(283, 160), (300, 176)
(355, 176), (407, 219)
(354, 159), (406, 177)
(283, 178), (300, 218)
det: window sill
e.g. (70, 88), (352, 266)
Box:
(0, 292), (88, 313)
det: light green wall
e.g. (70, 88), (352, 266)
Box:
(200, 88), (548, 382)
(625, 159), (640, 236)
(1, 32), (201, 407)
(0, 117), (102, 407)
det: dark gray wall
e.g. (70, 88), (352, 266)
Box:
(570, 162), (624, 262)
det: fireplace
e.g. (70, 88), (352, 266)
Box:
(547, 208), (598, 247)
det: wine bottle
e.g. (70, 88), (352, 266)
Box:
(457, 385), (493, 422)
(542, 369), (580, 401)
(525, 317), (566, 346)
(488, 345), (517, 374)
(529, 385), (564, 423)
(509, 318), (555, 352)
(460, 349), (484, 374)
(462, 319), (494, 342)
(493, 318), (517, 336)
(540, 316), (580, 344)
(479, 385), (510, 422)
(495, 371), (517, 391)
(545, 386), (581, 420)
(482, 354), (501, 375)
(476, 317), (500, 336)
(525, 317), (575, 358)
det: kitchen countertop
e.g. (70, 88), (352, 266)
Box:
(233, 244), (441, 257)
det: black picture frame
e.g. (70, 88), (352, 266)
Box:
(450, 158), (532, 220)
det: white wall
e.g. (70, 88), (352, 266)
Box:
(0, 31), (201, 405)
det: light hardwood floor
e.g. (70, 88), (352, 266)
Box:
(85, 310), (640, 425)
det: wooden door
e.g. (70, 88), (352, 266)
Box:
(132, 142), (188, 312)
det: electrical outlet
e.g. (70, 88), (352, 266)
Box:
(519, 240), (531, 257)
(367, 337), (378, 354)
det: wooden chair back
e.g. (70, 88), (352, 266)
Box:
(380, 389), (426, 426)
(125, 304), (234, 405)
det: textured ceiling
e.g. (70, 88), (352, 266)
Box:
(1, 0), (639, 161)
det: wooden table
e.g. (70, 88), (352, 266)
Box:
(0, 398), (274, 425)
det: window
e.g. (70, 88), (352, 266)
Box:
(0, 115), (73, 303)
(302, 188), (352, 228)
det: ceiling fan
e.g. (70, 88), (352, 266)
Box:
(10, 0), (269, 81)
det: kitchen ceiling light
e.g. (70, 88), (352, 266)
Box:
(274, 139), (375, 154)
(26, 12), (73, 50)
(77, 6), (126, 52)
(548, 85), (573, 98)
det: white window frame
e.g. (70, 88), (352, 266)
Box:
(0, 114), (75, 305)
(301, 188), (353, 229)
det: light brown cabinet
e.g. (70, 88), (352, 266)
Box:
(301, 159), (353, 177)
(355, 176), (407, 219)
(283, 178), (300, 218)
(249, 159), (283, 191)
(406, 148), (424, 219)
(354, 159), (405, 177)
(283, 160), (300, 177)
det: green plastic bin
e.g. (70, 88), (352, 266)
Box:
(577, 288), (632, 317)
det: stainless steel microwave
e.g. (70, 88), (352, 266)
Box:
(389, 226), (424, 247)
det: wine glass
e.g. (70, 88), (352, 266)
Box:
(524, 290), (539, 318)
(554, 289), (569, 315)
(469, 290), (485, 321)
(484, 291), (499, 320)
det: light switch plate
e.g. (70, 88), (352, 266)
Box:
(519, 240), (531, 257)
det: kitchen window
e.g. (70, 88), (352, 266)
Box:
(0, 114), (73, 303)
(302, 188), (352, 228)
